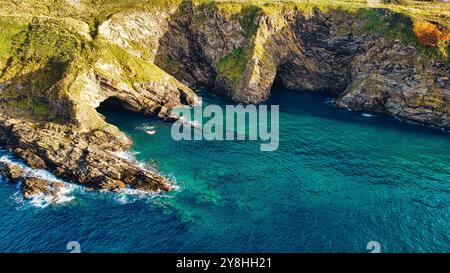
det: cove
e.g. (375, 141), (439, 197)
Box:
(0, 87), (449, 253)
(171, 103), (280, 151)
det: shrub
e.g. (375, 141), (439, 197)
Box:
(413, 21), (450, 47)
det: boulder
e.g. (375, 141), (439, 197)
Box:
(0, 161), (24, 181)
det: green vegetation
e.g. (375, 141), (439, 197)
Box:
(238, 5), (262, 38)
(95, 39), (166, 84)
(0, 17), (86, 119)
(156, 55), (180, 73)
(0, 18), (28, 71)
(360, 76), (383, 94)
(0, 0), (449, 119)
(408, 85), (447, 111)
(356, 8), (449, 60)
(3, 97), (51, 118)
(216, 47), (248, 84)
(193, 2), (261, 38)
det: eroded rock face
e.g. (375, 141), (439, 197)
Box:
(0, 3), (200, 196)
(0, 114), (173, 193)
(95, 71), (198, 120)
(0, 160), (63, 199)
(0, 1), (449, 197)
(336, 40), (450, 128)
(105, 3), (445, 129)
(22, 177), (64, 200)
(0, 161), (23, 181)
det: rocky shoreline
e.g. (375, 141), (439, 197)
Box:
(0, 159), (64, 199)
(0, 1), (449, 200)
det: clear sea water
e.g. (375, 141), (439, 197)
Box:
(0, 88), (449, 253)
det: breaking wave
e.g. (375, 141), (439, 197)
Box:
(0, 150), (77, 208)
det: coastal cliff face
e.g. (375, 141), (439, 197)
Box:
(103, 1), (449, 126)
(153, 2), (449, 127)
(0, 0), (449, 198)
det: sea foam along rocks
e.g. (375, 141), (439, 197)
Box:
(0, 160), (62, 200)
(0, 160), (23, 181)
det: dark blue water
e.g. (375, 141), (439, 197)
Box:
(0, 88), (449, 253)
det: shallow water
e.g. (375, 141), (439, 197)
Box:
(0, 88), (449, 253)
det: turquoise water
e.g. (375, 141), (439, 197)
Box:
(0, 88), (449, 253)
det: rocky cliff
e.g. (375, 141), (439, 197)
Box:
(0, 0), (449, 198)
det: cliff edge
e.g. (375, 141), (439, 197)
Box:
(0, 0), (449, 197)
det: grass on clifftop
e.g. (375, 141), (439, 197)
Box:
(355, 7), (449, 60)
(193, 0), (449, 65)
(0, 0), (448, 27)
(0, 17), (86, 119)
(95, 39), (166, 85)
(0, 18), (28, 71)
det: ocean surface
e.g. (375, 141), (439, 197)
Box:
(0, 88), (449, 253)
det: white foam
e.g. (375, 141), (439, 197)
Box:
(92, 180), (181, 205)
(194, 96), (203, 106)
(135, 123), (158, 135)
(112, 181), (181, 205)
(112, 151), (180, 192)
(1, 149), (180, 207)
(88, 159), (182, 205)
(135, 123), (154, 131)
(361, 113), (377, 118)
(113, 150), (147, 170)
(0, 151), (77, 208)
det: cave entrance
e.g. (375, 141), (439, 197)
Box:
(272, 72), (286, 90)
(96, 96), (140, 118)
(97, 96), (127, 111)
(269, 67), (348, 100)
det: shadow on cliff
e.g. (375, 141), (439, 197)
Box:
(97, 96), (145, 117)
(268, 87), (450, 137)
(151, 0), (361, 101)
(153, 0), (217, 89)
(0, 58), (72, 122)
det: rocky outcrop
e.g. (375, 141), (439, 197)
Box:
(0, 3), (199, 197)
(0, 160), (62, 199)
(22, 177), (64, 200)
(104, 2), (445, 129)
(0, 161), (23, 181)
(0, 1), (449, 198)
(0, 112), (174, 193)
(336, 40), (450, 128)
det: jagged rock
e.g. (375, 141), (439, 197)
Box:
(0, 1), (449, 197)
(0, 161), (61, 199)
(147, 4), (449, 128)
(21, 177), (64, 199)
(22, 177), (51, 199)
(0, 161), (23, 181)
(0, 114), (173, 193)
(12, 148), (47, 169)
